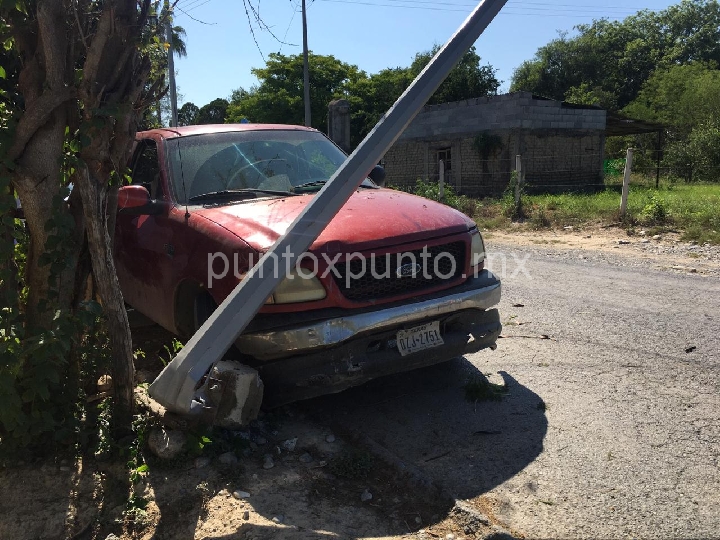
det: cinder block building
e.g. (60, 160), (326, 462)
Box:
(382, 92), (608, 196)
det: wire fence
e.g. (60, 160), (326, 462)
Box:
(383, 151), (719, 198)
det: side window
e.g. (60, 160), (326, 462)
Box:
(131, 140), (161, 198)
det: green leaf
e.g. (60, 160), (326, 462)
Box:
(0, 66), (6, 79)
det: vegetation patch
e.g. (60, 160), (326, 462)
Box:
(411, 181), (720, 245)
(464, 377), (508, 403)
(330, 447), (375, 480)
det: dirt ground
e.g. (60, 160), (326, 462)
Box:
(0, 394), (512, 540)
(1, 224), (717, 540)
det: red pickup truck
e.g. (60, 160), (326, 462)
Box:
(115, 124), (501, 406)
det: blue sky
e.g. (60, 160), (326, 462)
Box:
(173, 0), (678, 107)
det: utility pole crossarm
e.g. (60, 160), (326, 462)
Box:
(148, 0), (509, 414)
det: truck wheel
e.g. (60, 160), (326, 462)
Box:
(193, 291), (217, 331)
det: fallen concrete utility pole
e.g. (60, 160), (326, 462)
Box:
(149, 0), (509, 415)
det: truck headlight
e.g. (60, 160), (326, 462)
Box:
(470, 229), (486, 268)
(267, 270), (326, 304)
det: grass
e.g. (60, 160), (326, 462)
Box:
(463, 181), (720, 245)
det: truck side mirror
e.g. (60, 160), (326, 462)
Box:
(118, 185), (165, 215)
(368, 164), (386, 187)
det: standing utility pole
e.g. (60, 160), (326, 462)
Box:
(302, 0), (311, 127)
(166, 7), (178, 127)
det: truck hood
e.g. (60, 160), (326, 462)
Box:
(192, 188), (475, 252)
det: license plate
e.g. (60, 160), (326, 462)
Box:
(396, 321), (444, 357)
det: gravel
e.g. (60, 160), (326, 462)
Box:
(217, 452), (238, 466)
(488, 238), (720, 277)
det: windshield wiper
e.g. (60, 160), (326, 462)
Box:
(293, 180), (375, 192)
(293, 180), (327, 191)
(188, 188), (294, 203)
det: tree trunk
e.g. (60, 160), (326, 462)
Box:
(76, 162), (135, 433)
(0, 181), (18, 310)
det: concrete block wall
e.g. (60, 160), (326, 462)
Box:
(383, 128), (605, 197)
(383, 92), (607, 197)
(398, 92), (606, 140)
(457, 132), (516, 196)
(520, 130), (604, 192)
(382, 141), (427, 188)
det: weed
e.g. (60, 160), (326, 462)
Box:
(640, 195), (668, 224)
(185, 432), (213, 457)
(123, 412), (153, 522)
(501, 171), (524, 220)
(124, 492), (150, 525)
(463, 377), (508, 402)
(161, 338), (184, 366)
(330, 448), (374, 480)
(530, 204), (552, 230)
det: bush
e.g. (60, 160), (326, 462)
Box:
(406, 179), (478, 218)
(640, 195), (668, 224)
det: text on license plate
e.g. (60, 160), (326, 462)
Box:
(396, 321), (444, 357)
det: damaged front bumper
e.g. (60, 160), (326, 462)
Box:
(238, 270), (502, 360)
(238, 271), (502, 406)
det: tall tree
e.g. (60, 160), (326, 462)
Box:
(346, 67), (414, 147)
(197, 97), (229, 124)
(510, 0), (720, 109)
(226, 52), (361, 131)
(178, 101), (200, 126)
(624, 62), (720, 181)
(409, 45), (500, 105)
(1, 0), (165, 444)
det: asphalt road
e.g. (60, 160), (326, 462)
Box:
(309, 241), (720, 539)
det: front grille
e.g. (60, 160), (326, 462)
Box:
(333, 241), (466, 302)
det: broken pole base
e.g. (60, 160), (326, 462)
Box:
(208, 362), (264, 428)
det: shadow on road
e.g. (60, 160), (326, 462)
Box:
(302, 357), (548, 500)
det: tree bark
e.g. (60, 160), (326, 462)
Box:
(76, 163), (135, 432)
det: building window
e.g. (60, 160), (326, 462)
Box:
(437, 148), (451, 173)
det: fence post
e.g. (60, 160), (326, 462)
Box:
(515, 154), (522, 210)
(620, 148), (633, 219)
(439, 159), (445, 200)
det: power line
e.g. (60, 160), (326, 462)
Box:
(316, 0), (649, 16)
(360, 0), (644, 12)
(279, 0), (302, 54)
(185, 0), (213, 12)
(176, 0), (210, 12)
(176, 4), (216, 24)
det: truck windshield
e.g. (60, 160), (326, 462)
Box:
(166, 129), (374, 204)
